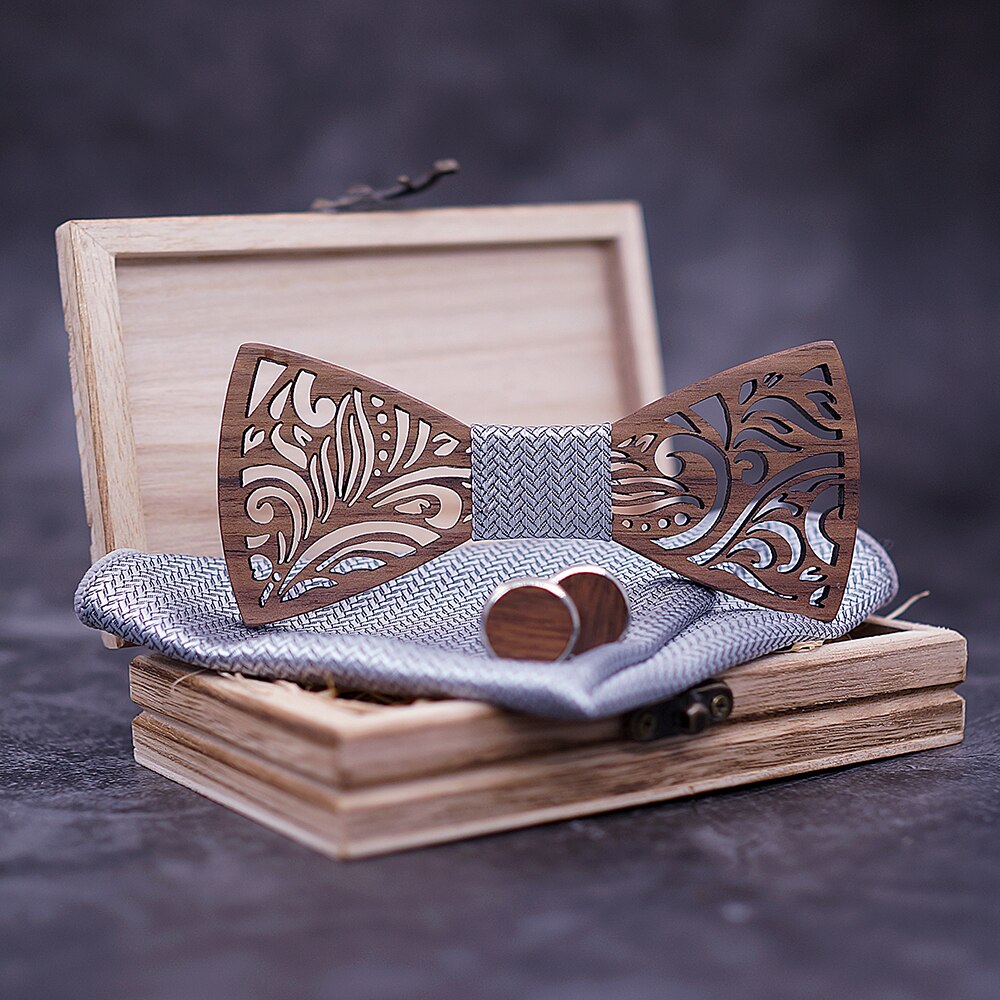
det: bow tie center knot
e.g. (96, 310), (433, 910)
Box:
(471, 424), (612, 540)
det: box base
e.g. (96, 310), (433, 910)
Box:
(132, 686), (964, 859)
(126, 616), (967, 858)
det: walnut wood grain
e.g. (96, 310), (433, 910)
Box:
(611, 342), (859, 621)
(219, 343), (473, 624)
(553, 566), (630, 654)
(222, 340), (858, 624)
(481, 582), (579, 661)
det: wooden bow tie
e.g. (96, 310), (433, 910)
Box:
(219, 341), (858, 626)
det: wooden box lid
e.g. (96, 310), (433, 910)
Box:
(56, 204), (663, 563)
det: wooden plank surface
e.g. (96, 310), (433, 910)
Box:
(57, 223), (147, 561)
(59, 203), (655, 258)
(129, 616), (966, 788)
(132, 686), (965, 859)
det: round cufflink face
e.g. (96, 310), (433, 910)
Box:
(481, 580), (580, 662)
(551, 565), (630, 654)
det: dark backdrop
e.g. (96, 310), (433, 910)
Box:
(2, 0), (997, 630)
(2, 4), (998, 1000)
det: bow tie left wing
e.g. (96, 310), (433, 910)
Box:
(219, 344), (473, 625)
(610, 342), (859, 621)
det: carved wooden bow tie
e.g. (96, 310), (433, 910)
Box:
(219, 342), (858, 626)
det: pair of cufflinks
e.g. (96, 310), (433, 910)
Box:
(481, 566), (630, 662)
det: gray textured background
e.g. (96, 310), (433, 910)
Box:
(2, 0), (997, 631)
(2, 3), (998, 999)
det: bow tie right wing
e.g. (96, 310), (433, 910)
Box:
(219, 344), (473, 625)
(610, 342), (859, 621)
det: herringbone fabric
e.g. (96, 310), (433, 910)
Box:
(471, 424), (612, 540)
(75, 531), (897, 720)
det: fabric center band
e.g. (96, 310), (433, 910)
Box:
(471, 423), (612, 540)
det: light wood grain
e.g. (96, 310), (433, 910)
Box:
(132, 686), (964, 859)
(130, 656), (621, 788)
(723, 615), (966, 715)
(60, 203), (657, 258)
(129, 616), (966, 789)
(57, 223), (147, 559)
(57, 204), (663, 563)
(57, 224), (146, 648)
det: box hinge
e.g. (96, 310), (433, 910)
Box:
(623, 680), (734, 742)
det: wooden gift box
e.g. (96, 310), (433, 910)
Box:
(57, 203), (966, 858)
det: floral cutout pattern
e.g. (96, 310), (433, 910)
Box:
(219, 344), (473, 624)
(610, 341), (858, 620)
(219, 341), (858, 626)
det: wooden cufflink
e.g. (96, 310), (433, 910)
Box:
(551, 566), (631, 655)
(481, 565), (630, 662)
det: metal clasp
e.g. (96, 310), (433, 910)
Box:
(624, 680), (734, 742)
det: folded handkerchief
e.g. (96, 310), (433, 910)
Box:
(75, 531), (897, 720)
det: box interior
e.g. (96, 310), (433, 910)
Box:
(118, 243), (644, 553)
